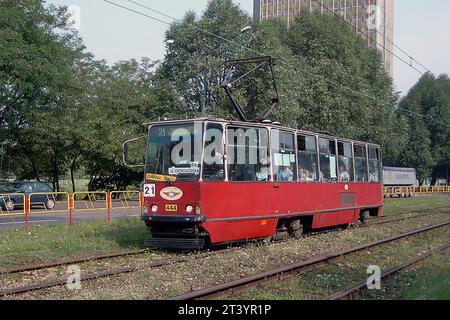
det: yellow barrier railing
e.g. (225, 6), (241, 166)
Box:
(28, 192), (69, 214)
(0, 191), (144, 218)
(384, 185), (450, 197)
(110, 191), (142, 209)
(0, 193), (26, 216)
(73, 191), (108, 212)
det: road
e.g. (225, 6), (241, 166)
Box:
(0, 204), (142, 230)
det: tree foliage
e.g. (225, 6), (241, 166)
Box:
(0, 1), (161, 190)
(160, 2), (404, 161)
(1, 0), (447, 190)
(396, 73), (450, 183)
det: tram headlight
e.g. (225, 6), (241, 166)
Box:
(195, 205), (201, 215)
(151, 205), (158, 213)
(185, 205), (194, 213)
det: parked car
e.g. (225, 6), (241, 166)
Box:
(0, 181), (56, 211)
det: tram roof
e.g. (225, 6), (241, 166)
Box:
(142, 117), (380, 148)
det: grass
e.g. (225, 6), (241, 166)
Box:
(232, 227), (450, 300)
(59, 179), (90, 193)
(0, 218), (147, 270)
(33, 211), (450, 300)
(361, 252), (450, 300)
(0, 195), (449, 299)
(383, 195), (450, 216)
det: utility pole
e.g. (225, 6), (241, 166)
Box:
(7, 146), (10, 181)
(0, 144), (3, 180)
(0, 141), (12, 181)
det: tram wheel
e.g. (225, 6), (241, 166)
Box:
(289, 220), (304, 239)
(360, 211), (370, 225)
(272, 231), (289, 242)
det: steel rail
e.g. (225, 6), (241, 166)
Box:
(0, 249), (149, 276)
(170, 221), (450, 300)
(308, 208), (450, 237)
(377, 205), (450, 220)
(326, 242), (450, 300)
(371, 210), (450, 227)
(0, 252), (217, 297)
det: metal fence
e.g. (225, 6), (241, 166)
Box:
(384, 186), (450, 198)
(110, 191), (142, 209)
(0, 190), (143, 226)
(0, 193), (25, 216)
(29, 192), (70, 214)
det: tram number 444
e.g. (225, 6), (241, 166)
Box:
(144, 184), (156, 198)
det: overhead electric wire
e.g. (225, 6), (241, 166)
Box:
(103, 0), (172, 25)
(311, 0), (430, 75)
(101, 0), (450, 129)
(320, 0), (432, 74)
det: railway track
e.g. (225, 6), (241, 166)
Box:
(0, 249), (150, 276)
(325, 241), (450, 300)
(375, 205), (450, 221)
(0, 250), (219, 297)
(306, 206), (450, 237)
(370, 208), (450, 226)
(169, 221), (450, 300)
(2, 205), (448, 277)
(1, 208), (449, 298)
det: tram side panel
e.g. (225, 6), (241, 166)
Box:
(199, 182), (277, 243)
(199, 182), (383, 244)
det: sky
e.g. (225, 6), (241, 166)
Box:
(48, 0), (450, 96)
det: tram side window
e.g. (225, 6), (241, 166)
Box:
(298, 135), (319, 182)
(272, 130), (297, 182)
(338, 142), (354, 182)
(203, 123), (225, 181)
(368, 147), (381, 183)
(227, 127), (270, 182)
(319, 138), (338, 183)
(354, 145), (368, 182)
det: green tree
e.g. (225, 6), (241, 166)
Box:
(160, 0), (253, 116)
(81, 58), (166, 191)
(279, 13), (403, 159)
(398, 73), (450, 184)
(0, 0), (86, 188)
(159, 6), (402, 162)
(1, 1), (167, 191)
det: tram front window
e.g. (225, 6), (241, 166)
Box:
(146, 123), (203, 182)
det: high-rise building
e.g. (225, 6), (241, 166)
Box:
(253, 0), (394, 76)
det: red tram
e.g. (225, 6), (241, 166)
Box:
(126, 117), (383, 249)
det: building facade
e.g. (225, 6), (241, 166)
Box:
(253, 0), (394, 76)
